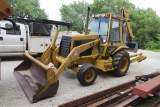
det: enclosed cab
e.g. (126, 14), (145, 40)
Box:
(89, 13), (136, 56)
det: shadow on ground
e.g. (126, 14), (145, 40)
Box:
(0, 54), (41, 61)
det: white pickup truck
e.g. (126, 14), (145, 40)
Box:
(0, 19), (78, 56)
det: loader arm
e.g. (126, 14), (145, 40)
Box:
(38, 29), (60, 65)
(121, 6), (135, 41)
(37, 19), (72, 64)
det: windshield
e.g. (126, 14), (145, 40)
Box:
(88, 17), (109, 43)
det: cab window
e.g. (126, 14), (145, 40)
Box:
(5, 23), (21, 35)
(89, 17), (109, 43)
(122, 22), (126, 43)
(110, 20), (120, 42)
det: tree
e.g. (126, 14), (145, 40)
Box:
(130, 8), (160, 49)
(90, 0), (134, 15)
(6, 0), (48, 19)
(60, 1), (89, 32)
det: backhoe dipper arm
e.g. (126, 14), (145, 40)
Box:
(121, 6), (135, 41)
(0, 0), (15, 30)
(121, 6), (146, 62)
(0, 0), (14, 20)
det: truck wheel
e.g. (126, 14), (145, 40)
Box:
(112, 51), (130, 77)
(77, 63), (98, 86)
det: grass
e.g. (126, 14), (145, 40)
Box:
(146, 49), (160, 52)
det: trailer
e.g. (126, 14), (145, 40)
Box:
(59, 72), (160, 107)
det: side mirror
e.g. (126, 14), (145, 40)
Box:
(0, 18), (16, 30)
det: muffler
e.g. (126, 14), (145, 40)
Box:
(126, 41), (138, 52)
(13, 52), (59, 103)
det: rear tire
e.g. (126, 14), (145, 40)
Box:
(77, 63), (98, 86)
(112, 51), (130, 77)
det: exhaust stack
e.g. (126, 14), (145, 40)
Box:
(85, 7), (90, 35)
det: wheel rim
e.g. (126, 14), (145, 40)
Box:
(120, 58), (128, 72)
(85, 69), (95, 83)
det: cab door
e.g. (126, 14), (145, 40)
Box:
(107, 19), (121, 54)
(3, 23), (25, 52)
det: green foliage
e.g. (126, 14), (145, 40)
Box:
(90, 0), (134, 15)
(7, 0), (48, 19)
(59, 26), (68, 31)
(144, 41), (160, 50)
(130, 8), (160, 49)
(60, 1), (89, 33)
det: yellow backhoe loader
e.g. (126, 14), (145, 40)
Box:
(14, 7), (146, 102)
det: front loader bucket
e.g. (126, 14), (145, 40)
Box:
(13, 52), (59, 103)
(126, 41), (138, 52)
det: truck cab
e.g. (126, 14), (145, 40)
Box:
(0, 21), (27, 53)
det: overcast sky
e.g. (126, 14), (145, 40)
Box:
(40, 0), (160, 20)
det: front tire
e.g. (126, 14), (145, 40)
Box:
(112, 51), (130, 77)
(77, 63), (98, 86)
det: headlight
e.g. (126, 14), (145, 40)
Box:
(74, 49), (78, 56)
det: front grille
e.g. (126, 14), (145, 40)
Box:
(59, 36), (71, 58)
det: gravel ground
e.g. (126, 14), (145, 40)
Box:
(0, 50), (160, 107)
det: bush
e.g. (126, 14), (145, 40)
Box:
(144, 41), (160, 50)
